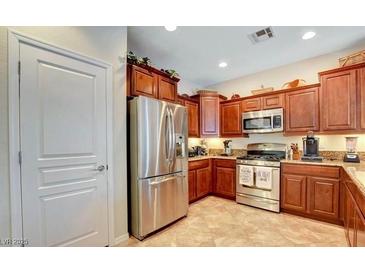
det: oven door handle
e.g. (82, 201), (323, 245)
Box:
(237, 193), (278, 205)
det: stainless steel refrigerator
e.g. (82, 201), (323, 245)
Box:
(128, 96), (189, 240)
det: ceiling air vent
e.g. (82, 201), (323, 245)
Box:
(248, 27), (274, 44)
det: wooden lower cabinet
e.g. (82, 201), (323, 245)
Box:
(188, 158), (236, 202)
(281, 174), (307, 213)
(355, 208), (365, 247)
(213, 159), (236, 199)
(188, 159), (211, 203)
(308, 176), (339, 220)
(281, 164), (341, 224)
(188, 170), (197, 202)
(343, 179), (365, 247)
(344, 183), (357, 246)
(196, 167), (211, 197)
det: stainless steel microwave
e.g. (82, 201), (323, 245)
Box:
(242, 108), (283, 134)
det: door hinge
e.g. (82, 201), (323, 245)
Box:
(18, 61), (21, 76)
(18, 151), (22, 165)
(106, 165), (109, 170)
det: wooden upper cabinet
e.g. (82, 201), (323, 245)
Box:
(242, 98), (261, 112)
(185, 100), (199, 137)
(281, 174), (307, 213)
(176, 95), (185, 106)
(285, 87), (319, 133)
(128, 63), (179, 102)
(320, 69), (357, 131)
(130, 65), (157, 98)
(360, 67), (365, 130)
(158, 76), (177, 102)
(262, 93), (284, 110)
(308, 176), (339, 220)
(220, 101), (242, 137)
(200, 95), (221, 137)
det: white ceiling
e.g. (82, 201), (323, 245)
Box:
(127, 26), (365, 88)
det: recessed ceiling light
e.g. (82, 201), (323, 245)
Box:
(164, 26), (177, 32)
(302, 31), (316, 40)
(219, 62), (228, 68)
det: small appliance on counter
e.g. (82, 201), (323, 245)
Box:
(191, 146), (207, 156)
(188, 148), (197, 157)
(301, 131), (323, 162)
(343, 136), (360, 163)
(221, 140), (233, 156)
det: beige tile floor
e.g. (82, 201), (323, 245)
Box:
(126, 196), (347, 247)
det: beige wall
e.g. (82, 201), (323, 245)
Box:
(193, 43), (365, 151)
(0, 27), (128, 244)
(206, 44), (365, 96)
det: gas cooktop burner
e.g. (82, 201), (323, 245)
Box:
(237, 155), (282, 162)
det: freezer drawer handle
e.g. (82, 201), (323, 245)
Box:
(149, 174), (186, 185)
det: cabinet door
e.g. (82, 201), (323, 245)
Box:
(355, 208), (365, 247)
(360, 68), (365, 129)
(321, 69), (357, 131)
(281, 174), (307, 213)
(185, 100), (199, 137)
(344, 185), (356, 246)
(214, 166), (236, 199)
(158, 76), (177, 102)
(196, 167), (211, 198)
(176, 96), (185, 106)
(242, 98), (261, 112)
(220, 101), (242, 137)
(188, 170), (196, 203)
(285, 87), (319, 132)
(262, 94), (284, 110)
(308, 177), (339, 220)
(200, 96), (220, 136)
(131, 65), (157, 98)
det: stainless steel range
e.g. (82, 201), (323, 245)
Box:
(236, 143), (286, 212)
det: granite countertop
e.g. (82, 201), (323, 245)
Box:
(282, 159), (365, 196)
(188, 155), (237, 161)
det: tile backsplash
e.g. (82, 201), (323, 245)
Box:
(189, 134), (365, 152)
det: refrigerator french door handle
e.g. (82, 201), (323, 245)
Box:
(169, 107), (176, 163)
(165, 108), (171, 162)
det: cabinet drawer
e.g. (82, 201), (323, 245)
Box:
(188, 159), (210, 170)
(214, 159), (236, 168)
(242, 98), (261, 112)
(282, 164), (340, 179)
(262, 94), (284, 110)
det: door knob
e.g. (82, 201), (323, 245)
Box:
(94, 165), (105, 172)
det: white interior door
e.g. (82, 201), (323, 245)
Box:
(19, 42), (109, 246)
